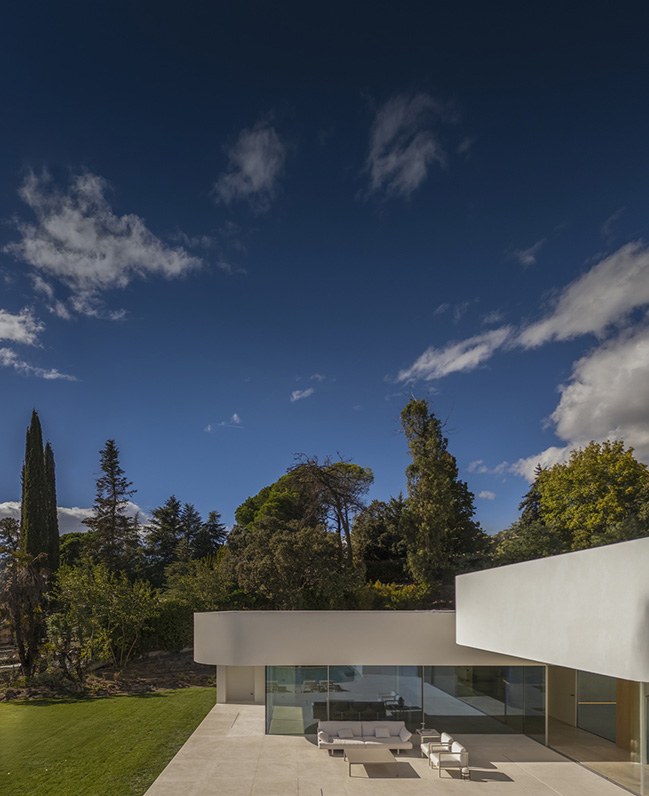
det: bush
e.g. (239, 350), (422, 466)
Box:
(140, 600), (194, 652)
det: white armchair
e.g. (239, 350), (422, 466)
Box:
(430, 741), (468, 777)
(422, 731), (453, 760)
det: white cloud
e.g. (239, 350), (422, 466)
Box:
(510, 446), (571, 482)
(518, 241), (649, 348)
(0, 348), (76, 380)
(231, 413), (241, 424)
(482, 310), (504, 326)
(204, 424), (214, 433)
(290, 387), (314, 402)
(213, 122), (285, 212)
(310, 373), (325, 381)
(0, 308), (42, 344)
(365, 93), (449, 200)
(5, 171), (202, 316)
(0, 501), (145, 535)
(397, 327), (512, 382)
(515, 325), (649, 476)
(468, 459), (509, 476)
(478, 490), (496, 500)
(512, 238), (546, 268)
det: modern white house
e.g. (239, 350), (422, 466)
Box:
(194, 535), (649, 793)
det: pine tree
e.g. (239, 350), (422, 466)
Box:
(400, 398), (489, 586)
(44, 441), (60, 571)
(179, 503), (203, 551)
(19, 410), (48, 562)
(193, 510), (228, 558)
(83, 440), (138, 572)
(144, 495), (183, 584)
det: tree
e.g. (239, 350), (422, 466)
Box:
(145, 495), (183, 584)
(0, 517), (20, 568)
(536, 440), (649, 550)
(83, 440), (139, 572)
(44, 441), (60, 571)
(19, 411), (59, 572)
(287, 455), (374, 563)
(193, 510), (228, 558)
(233, 517), (362, 609)
(0, 551), (48, 676)
(400, 398), (489, 585)
(20, 410), (48, 563)
(179, 502), (203, 550)
(51, 560), (159, 672)
(352, 496), (410, 582)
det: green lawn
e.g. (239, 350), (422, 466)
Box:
(0, 687), (215, 796)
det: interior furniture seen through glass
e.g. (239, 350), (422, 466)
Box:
(265, 664), (545, 742)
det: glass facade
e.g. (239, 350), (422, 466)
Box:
(265, 664), (546, 742)
(577, 671), (617, 742)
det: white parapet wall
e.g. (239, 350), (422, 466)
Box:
(194, 609), (539, 667)
(455, 536), (649, 683)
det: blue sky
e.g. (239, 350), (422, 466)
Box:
(1, 1), (649, 534)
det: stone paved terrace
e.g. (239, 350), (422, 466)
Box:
(145, 703), (630, 796)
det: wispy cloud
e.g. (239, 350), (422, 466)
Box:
(518, 241), (649, 347)
(512, 238), (546, 268)
(0, 347), (76, 380)
(364, 93), (452, 200)
(205, 413), (244, 431)
(468, 459), (508, 476)
(212, 121), (286, 212)
(0, 308), (42, 344)
(601, 207), (624, 245)
(5, 171), (202, 318)
(478, 490), (496, 500)
(397, 327), (512, 382)
(290, 387), (314, 402)
(310, 373), (325, 381)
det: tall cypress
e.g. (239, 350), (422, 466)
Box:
(44, 441), (60, 570)
(19, 410), (48, 561)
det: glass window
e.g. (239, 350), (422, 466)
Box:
(577, 671), (617, 743)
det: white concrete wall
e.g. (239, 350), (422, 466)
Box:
(455, 537), (649, 683)
(194, 610), (538, 667)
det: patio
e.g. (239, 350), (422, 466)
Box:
(144, 703), (629, 796)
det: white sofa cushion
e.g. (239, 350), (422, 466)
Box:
(338, 728), (354, 739)
(374, 727), (390, 738)
(399, 727), (411, 742)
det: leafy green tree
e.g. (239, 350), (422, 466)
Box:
(164, 550), (238, 611)
(59, 531), (93, 567)
(352, 496), (410, 582)
(232, 517), (362, 609)
(536, 440), (649, 550)
(287, 455), (374, 563)
(234, 476), (306, 529)
(83, 440), (139, 572)
(145, 495), (183, 584)
(400, 398), (489, 585)
(192, 510), (228, 558)
(51, 559), (159, 672)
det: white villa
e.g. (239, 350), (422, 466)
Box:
(194, 535), (649, 794)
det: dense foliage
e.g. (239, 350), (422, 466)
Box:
(2, 405), (649, 688)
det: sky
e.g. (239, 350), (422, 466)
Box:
(1, 1), (649, 535)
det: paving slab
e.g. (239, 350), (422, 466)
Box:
(145, 703), (631, 796)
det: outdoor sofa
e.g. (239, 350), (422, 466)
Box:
(317, 720), (413, 754)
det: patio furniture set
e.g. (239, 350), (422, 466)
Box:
(317, 720), (470, 779)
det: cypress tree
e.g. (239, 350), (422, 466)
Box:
(19, 410), (48, 561)
(44, 441), (60, 570)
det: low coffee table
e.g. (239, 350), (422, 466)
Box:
(344, 747), (398, 777)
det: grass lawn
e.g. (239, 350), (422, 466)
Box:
(0, 687), (215, 796)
